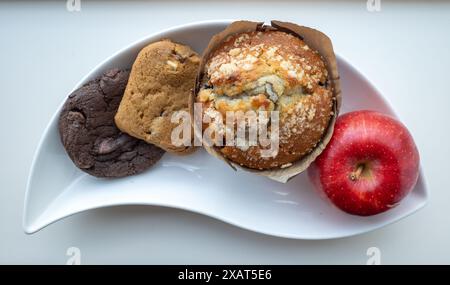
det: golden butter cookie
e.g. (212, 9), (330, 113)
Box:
(115, 39), (200, 154)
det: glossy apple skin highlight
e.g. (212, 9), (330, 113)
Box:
(309, 110), (420, 216)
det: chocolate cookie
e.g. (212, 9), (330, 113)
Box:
(114, 39), (200, 155)
(59, 68), (165, 178)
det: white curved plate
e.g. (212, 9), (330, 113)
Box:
(23, 20), (428, 239)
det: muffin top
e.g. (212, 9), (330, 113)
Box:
(197, 30), (334, 169)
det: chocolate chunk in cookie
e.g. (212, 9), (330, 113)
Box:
(59, 68), (165, 178)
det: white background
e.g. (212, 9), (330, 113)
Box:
(1, 0), (449, 264)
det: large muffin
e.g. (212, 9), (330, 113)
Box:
(196, 30), (334, 170)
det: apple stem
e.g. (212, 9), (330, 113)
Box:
(350, 164), (364, 181)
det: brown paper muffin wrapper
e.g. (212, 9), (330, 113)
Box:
(190, 20), (342, 183)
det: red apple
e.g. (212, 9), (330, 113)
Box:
(308, 110), (420, 216)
